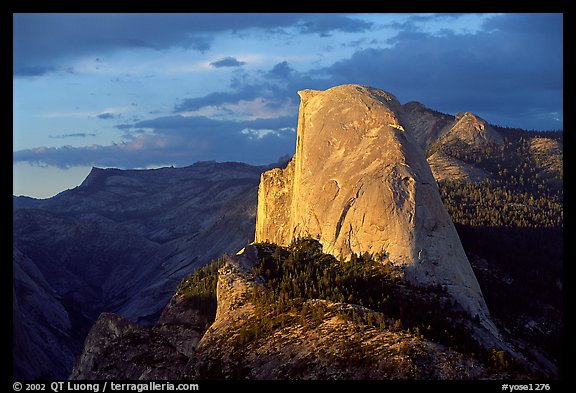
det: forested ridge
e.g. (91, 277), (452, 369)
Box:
(179, 238), (521, 373)
(433, 129), (563, 364)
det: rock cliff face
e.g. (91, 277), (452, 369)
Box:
(255, 85), (494, 333)
(71, 296), (213, 380)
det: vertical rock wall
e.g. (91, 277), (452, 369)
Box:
(255, 84), (497, 334)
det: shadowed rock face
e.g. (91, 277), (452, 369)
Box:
(401, 101), (454, 149)
(255, 84), (496, 334)
(13, 161), (269, 379)
(13, 247), (76, 379)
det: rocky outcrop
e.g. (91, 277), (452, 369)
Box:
(435, 112), (504, 148)
(194, 247), (494, 379)
(529, 137), (563, 181)
(72, 245), (514, 380)
(255, 85), (496, 336)
(400, 103), (502, 152)
(71, 295), (214, 380)
(427, 151), (490, 183)
(71, 312), (190, 380)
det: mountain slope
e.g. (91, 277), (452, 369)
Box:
(13, 161), (269, 379)
(439, 112), (504, 147)
(400, 101), (454, 148)
(427, 151), (491, 182)
(13, 247), (76, 379)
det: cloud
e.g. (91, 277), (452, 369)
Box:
(298, 15), (373, 35)
(174, 60), (335, 116)
(13, 64), (56, 77)
(210, 56), (246, 68)
(13, 14), (217, 70)
(14, 115), (298, 169)
(49, 133), (97, 139)
(241, 127), (295, 140)
(97, 112), (119, 120)
(179, 97), (296, 121)
(267, 61), (293, 79)
(175, 89), (263, 112)
(174, 13), (562, 131)
(13, 13), (373, 77)
(130, 115), (296, 136)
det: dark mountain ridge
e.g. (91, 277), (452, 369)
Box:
(13, 161), (272, 379)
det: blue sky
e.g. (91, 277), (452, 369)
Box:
(13, 13), (563, 198)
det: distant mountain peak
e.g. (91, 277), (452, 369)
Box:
(79, 166), (121, 188)
(445, 111), (504, 146)
(402, 101), (428, 111)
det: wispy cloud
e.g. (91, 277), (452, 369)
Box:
(210, 56), (246, 68)
(179, 97), (297, 121)
(49, 133), (97, 139)
(40, 107), (131, 119)
(297, 15), (373, 35)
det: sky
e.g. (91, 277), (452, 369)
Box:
(13, 13), (563, 198)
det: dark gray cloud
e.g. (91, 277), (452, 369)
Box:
(175, 88), (264, 112)
(49, 133), (97, 139)
(177, 13), (561, 131)
(14, 115), (297, 169)
(174, 60), (335, 115)
(13, 64), (56, 77)
(97, 112), (119, 120)
(13, 13), (372, 77)
(319, 14), (562, 130)
(267, 61), (293, 79)
(298, 15), (373, 35)
(210, 56), (246, 68)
